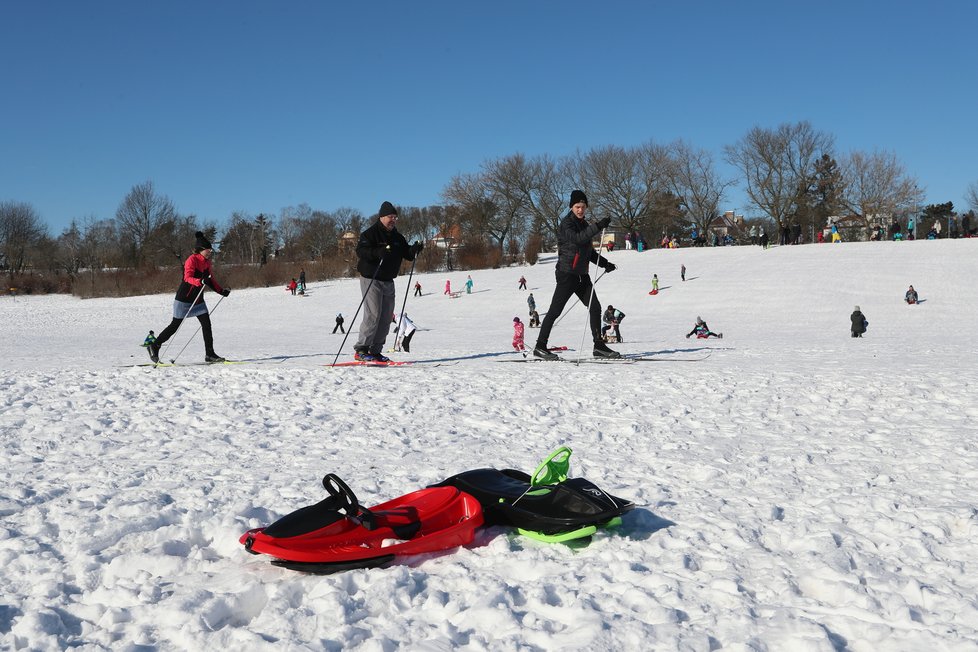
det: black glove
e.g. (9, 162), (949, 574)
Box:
(596, 217), (612, 230)
(193, 270), (207, 279)
(603, 262), (617, 273)
(220, 288), (231, 297)
(686, 333), (691, 339)
(411, 241), (424, 256)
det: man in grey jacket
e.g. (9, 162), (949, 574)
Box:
(534, 190), (619, 359)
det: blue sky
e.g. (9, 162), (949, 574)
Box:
(3, 1), (976, 234)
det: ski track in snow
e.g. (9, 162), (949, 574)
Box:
(2, 240), (978, 650)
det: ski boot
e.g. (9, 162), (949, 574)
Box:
(593, 340), (621, 358)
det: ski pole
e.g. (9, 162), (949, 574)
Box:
(157, 277), (209, 365)
(168, 293), (227, 364)
(393, 255), (419, 351)
(575, 227), (607, 365)
(331, 255), (386, 366)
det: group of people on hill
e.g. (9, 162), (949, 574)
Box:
(144, 189), (930, 365)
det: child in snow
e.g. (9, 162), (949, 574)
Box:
(681, 264), (686, 281)
(601, 305), (625, 342)
(905, 285), (918, 304)
(850, 306), (867, 337)
(395, 314), (417, 352)
(287, 278), (298, 295)
(465, 275), (474, 294)
(512, 317), (526, 354)
(444, 280), (451, 295)
(142, 330), (156, 347)
(414, 281), (422, 296)
(686, 316), (722, 339)
(528, 310), (541, 328)
(518, 275), (527, 290)
(332, 313), (345, 334)
(651, 274), (659, 292)
(527, 293), (536, 314)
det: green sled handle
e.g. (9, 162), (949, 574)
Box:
(530, 446), (572, 486)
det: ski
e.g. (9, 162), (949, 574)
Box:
(120, 360), (245, 368)
(499, 357), (635, 364)
(625, 353), (712, 362)
(327, 360), (413, 367)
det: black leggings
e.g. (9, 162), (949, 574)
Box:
(536, 271), (602, 347)
(156, 313), (215, 354)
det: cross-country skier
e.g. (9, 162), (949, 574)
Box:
(533, 189), (619, 360)
(353, 201), (423, 362)
(518, 275), (527, 290)
(333, 313), (345, 334)
(147, 231), (230, 363)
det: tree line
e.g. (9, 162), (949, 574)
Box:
(3, 121), (977, 295)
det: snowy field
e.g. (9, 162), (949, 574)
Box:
(2, 238), (978, 651)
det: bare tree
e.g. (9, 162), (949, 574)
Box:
(838, 149), (924, 239)
(725, 121), (834, 233)
(966, 180), (978, 210)
(115, 181), (177, 268)
(510, 154), (566, 249)
(665, 140), (735, 238)
(0, 201), (48, 275)
(573, 143), (672, 239)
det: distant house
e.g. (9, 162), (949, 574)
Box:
(708, 211), (745, 242)
(338, 231), (358, 252)
(431, 224), (462, 249)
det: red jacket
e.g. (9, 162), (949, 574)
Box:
(174, 253), (224, 303)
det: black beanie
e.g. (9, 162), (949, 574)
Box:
(194, 231), (212, 251)
(379, 201), (397, 218)
(569, 190), (588, 207)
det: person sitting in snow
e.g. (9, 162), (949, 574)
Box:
(905, 285), (918, 304)
(528, 310), (541, 328)
(142, 330), (156, 348)
(850, 306), (867, 338)
(601, 305), (625, 342)
(512, 316), (526, 354)
(686, 316), (722, 339)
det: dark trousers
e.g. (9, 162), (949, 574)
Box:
(333, 323), (345, 333)
(414, 287), (421, 296)
(536, 271), (601, 347)
(156, 314), (215, 355)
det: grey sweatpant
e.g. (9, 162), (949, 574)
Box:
(356, 277), (396, 354)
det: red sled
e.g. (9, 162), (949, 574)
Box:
(648, 289), (659, 295)
(241, 474), (483, 574)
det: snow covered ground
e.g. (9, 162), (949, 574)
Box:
(2, 239), (977, 651)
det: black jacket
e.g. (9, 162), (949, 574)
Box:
(556, 211), (611, 275)
(850, 311), (866, 334)
(355, 221), (415, 281)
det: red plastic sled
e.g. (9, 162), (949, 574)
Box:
(648, 289), (658, 295)
(241, 474), (483, 573)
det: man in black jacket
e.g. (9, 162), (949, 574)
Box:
(534, 190), (619, 359)
(354, 201), (422, 362)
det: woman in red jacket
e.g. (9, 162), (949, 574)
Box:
(148, 231), (230, 363)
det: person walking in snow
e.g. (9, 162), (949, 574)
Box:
(686, 316), (722, 339)
(518, 275), (527, 290)
(395, 313), (417, 352)
(352, 201), (423, 362)
(444, 279), (451, 295)
(147, 231), (230, 364)
(333, 313), (345, 334)
(287, 278), (298, 295)
(512, 316), (526, 354)
(533, 189), (619, 360)
(299, 269), (306, 292)
(905, 285), (919, 304)
(527, 293), (536, 314)
(850, 306), (867, 337)
(681, 263), (686, 282)
(465, 275), (474, 294)
(414, 281), (422, 297)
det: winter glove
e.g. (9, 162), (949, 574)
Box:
(603, 262), (617, 273)
(193, 270), (207, 279)
(411, 241), (424, 256)
(686, 333), (691, 339)
(596, 217), (612, 230)
(220, 288), (231, 297)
